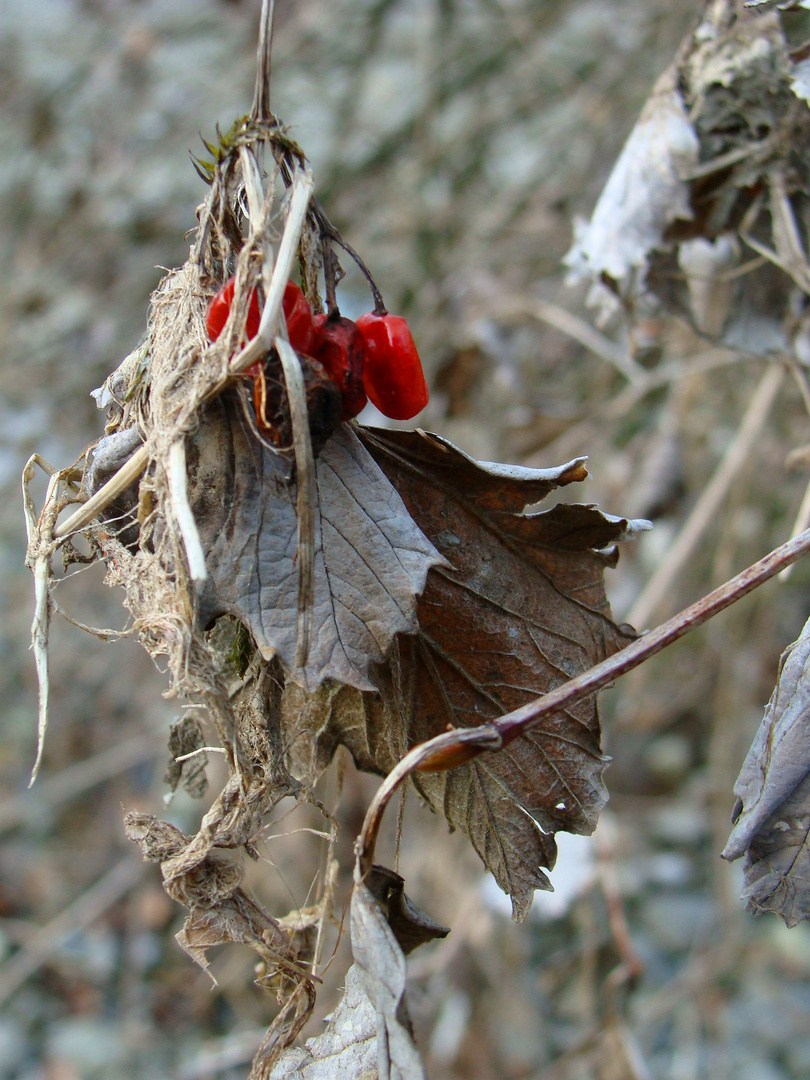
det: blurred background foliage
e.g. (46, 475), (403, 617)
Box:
(3, 1), (810, 1078)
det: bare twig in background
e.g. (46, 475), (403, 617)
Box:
(0, 858), (143, 1008)
(0, 734), (158, 835)
(500, 297), (645, 383)
(626, 362), (785, 628)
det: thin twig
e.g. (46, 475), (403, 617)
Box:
(0, 857), (143, 1007)
(626, 362), (784, 628)
(525, 347), (744, 468)
(0, 735), (158, 835)
(502, 297), (645, 383)
(780, 473), (810, 581)
(355, 523), (810, 873)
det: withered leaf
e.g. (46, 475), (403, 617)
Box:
(165, 714), (208, 799)
(268, 877), (427, 1080)
(724, 616), (810, 926)
(267, 965), (380, 1080)
(564, 65), (699, 314)
(190, 396), (445, 693)
(285, 429), (642, 920)
(363, 864), (450, 955)
(566, 4), (810, 354)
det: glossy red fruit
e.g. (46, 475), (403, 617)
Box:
(355, 312), (428, 420)
(206, 278), (261, 343)
(283, 283), (317, 356)
(206, 279), (316, 354)
(311, 313), (368, 420)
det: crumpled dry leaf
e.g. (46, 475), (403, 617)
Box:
(723, 616), (810, 925)
(269, 880), (426, 1080)
(165, 714), (208, 799)
(284, 429), (643, 920)
(564, 65), (699, 311)
(189, 395), (446, 693)
(267, 965), (380, 1080)
(363, 865), (450, 955)
(566, 1), (810, 354)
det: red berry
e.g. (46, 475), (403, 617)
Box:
(282, 282), (317, 356)
(311, 314), (368, 420)
(355, 312), (428, 420)
(206, 278), (261, 342)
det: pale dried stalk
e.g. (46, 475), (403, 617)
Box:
(780, 473), (810, 582)
(166, 439), (208, 582)
(779, 352), (810, 581)
(275, 337), (316, 667)
(498, 296), (644, 383)
(22, 455), (62, 785)
(0, 735), (157, 835)
(53, 444), (149, 540)
(239, 145), (266, 225)
(242, 149), (316, 666)
(626, 361), (784, 628)
(228, 169), (313, 378)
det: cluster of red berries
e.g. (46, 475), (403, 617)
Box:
(206, 279), (429, 424)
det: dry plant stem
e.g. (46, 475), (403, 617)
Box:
(167, 439), (208, 582)
(779, 351), (810, 582)
(780, 472), (810, 581)
(251, 0), (275, 122)
(0, 734), (157, 835)
(355, 523), (810, 873)
(528, 347), (743, 468)
(239, 145), (265, 224)
(275, 337), (316, 667)
(510, 298), (644, 383)
(22, 456), (62, 785)
(0, 857), (143, 1007)
(53, 444), (149, 540)
(228, 170), (313, 379)
(626, 361), (784, 629)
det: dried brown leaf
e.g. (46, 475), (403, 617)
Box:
(285, 429), (641, 920)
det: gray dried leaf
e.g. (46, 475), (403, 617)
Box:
(723, 616), (810, 924)
(567, 4), (810, 356)
(267, 965), (379, 1079)
(190, 396), (446, 693)
(268, 881), (425, 1080)
(350, 879), (426, 1080)
(564, 67), (698, 316)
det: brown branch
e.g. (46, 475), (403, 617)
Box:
(355, 525), (810, 873)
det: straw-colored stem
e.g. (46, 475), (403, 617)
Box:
(166, 439), (208, 582)
(275, 336), (316, 669)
